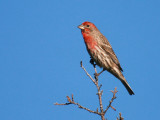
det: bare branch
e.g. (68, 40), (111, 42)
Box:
(104, 88), (118, 113)
(74, 102), (101, 115)
(80, 61), (97, 85)
(91, 62), (105, 120)
(55, 61), (122, 120)
(54, 94), (101, 115)
(71, 94), (74, 102)
(117, 113), (124, 120)
(54, 102), (71, 105)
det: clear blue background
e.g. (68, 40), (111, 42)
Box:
(0, 0), (160, 120)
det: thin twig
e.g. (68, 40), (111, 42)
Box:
(117, 113), (124, 120)
(54, 102), (71, 105)
(80, 61), (97, 85)
(104, 88), (117, 113)
(54, 95), (101, 115)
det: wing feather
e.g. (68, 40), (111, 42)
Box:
(99, 35), (123, 71)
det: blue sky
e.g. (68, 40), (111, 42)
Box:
(0, 0), (160, 120)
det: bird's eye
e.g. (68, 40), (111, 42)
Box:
(86, 25), (90, 27)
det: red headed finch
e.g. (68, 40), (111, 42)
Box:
(78, 21), (134, 95)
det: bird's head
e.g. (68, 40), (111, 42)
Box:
(78, 21), (97, 34)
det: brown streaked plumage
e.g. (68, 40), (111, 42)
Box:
(78, 21), (134, 95)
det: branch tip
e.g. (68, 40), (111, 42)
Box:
(96, 108), (99, 112)
(110, 105), (116, 111)
(67, 96), (72, 103)
(80, 61), (82, 67)
(117, 113), (124, 120)
(72, 94), (74, 102)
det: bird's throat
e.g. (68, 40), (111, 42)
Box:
(82, 32), (97, 50)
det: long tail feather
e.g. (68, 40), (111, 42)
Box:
(120, 79), (134, 95)
(110, 67), (135, 95)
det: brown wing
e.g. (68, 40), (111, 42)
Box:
(99, 35), (123, 71)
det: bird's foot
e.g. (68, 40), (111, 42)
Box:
(94, 73), (100, 77)
(90, 58), (96, 67)
(94, 69), (105, 77)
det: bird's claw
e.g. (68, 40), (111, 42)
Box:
(90, 58), (94, 65)
(94, 73), (100, 77)
(90, 58), (96, 67)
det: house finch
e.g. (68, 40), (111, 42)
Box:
(78, 21), (134, 95)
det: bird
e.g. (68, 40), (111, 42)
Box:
(78, 21), (134, 95)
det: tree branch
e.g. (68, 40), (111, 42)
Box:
(104, 88), (117, 113)
(117, 113), (124, 120)
(55, 60), (121, 120)
(54, 94), (101, 115)
(80, 61), (97, 85)
(90, 60), (105, 120)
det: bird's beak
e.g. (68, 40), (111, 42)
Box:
(78, 24), (85, 30)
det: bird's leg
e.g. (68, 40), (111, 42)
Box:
(90, 58), (105, 77)
(94, 69), (105, 77)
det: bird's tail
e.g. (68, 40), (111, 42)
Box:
(110, 67), (134, 95)
(120, 78), (134, 95)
